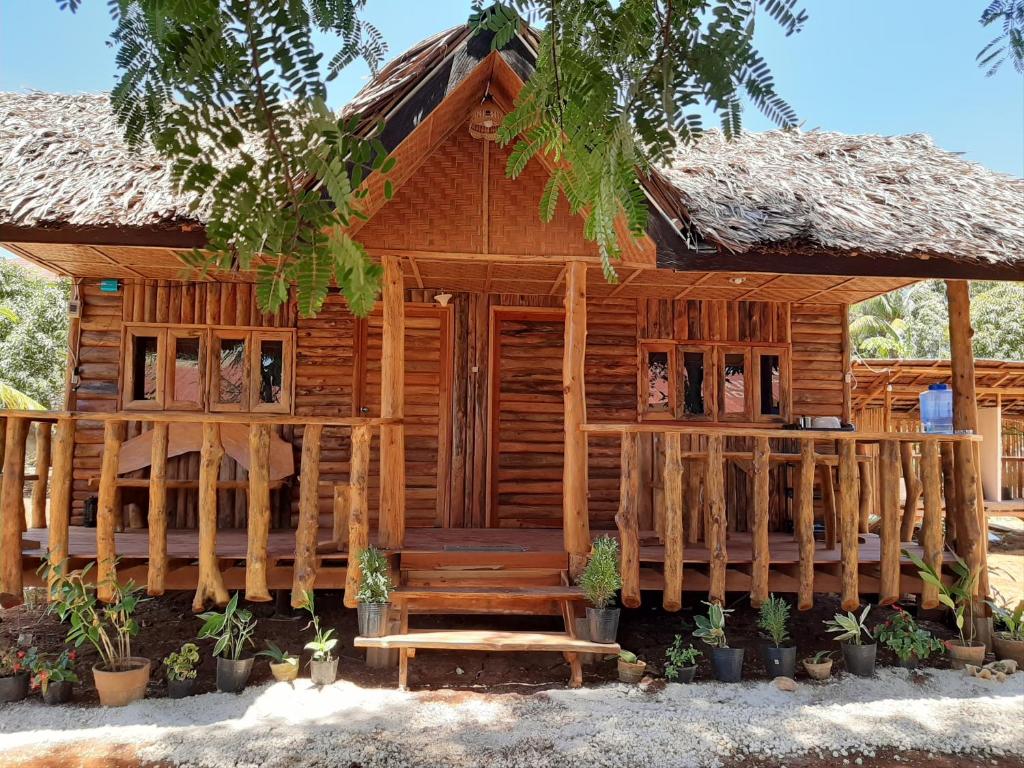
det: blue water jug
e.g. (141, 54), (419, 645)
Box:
(919, 383), (953, 434)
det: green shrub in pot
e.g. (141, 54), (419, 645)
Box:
(664, 635), (702, 684)
(988, 595), (1024, 666)
(163, 643), (200, 699)
(301, 589), (339, 686)
(757, 594), (796, 678)
(905, 550), (985, 669)
(356, 547), (394, 638)
(198, 593), (256, 693)
(694, 601), (743, 682)
(29, 649), (79, 705)
(0, 643), (34, 703)
(257, 641), (300, 683)
(876, 607), (943, 669)
(578, 536), (622, 644)
(824, 604), (876, 677)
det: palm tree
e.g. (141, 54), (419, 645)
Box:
(849, 290), (916, 359)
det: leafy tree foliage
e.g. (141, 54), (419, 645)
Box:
(64, 0), (804, 313)
(0, 259), (70, 409)
(978, 0), (1024, 75)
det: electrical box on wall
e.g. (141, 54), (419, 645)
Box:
(99, 278), (120, 293)
(67, 298), (82, 318)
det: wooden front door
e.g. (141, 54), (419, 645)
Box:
(360, 303), (453, 528)
(487, 308), (566, 528)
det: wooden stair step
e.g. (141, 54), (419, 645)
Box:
(354, 630), (619, 654)
(393, 586), (584, 601)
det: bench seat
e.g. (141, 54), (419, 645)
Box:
(354, 629), (617, 654)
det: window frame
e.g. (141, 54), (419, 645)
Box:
(638, 341), (676, 420)
(249, 330), (293, 414)
(674, 343), (714, 421)
(165, 327), (208, 412)
(752, 346), (791, 423)
(209, 329), (251, 413)
(716, 345), (752, 422)
(122, 326), (166, 410)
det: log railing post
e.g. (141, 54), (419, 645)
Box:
(333, 485), (350, 551)
(615, 431), (641, 609)
(920, 439), (943, 609)
(30, 421), (52, 529)
(193, 421), (228, 611)
(344, 425), (371, 609)
(662, 432), (684, 611)
(96, 419), (125, 603)
(838, 439), (860, 611)
(878, 439), (901, 605)
(0, 416), (29, 604)
(706, 434), (727, 605)
(46, 417), (74, 593)
(857, 444), (873, 534)
(940, 441), (958, 548)
(750, 436), (770, 607)
(563, 261), (590, 577)
(147, 421), (169, 596)
(245, 423), (272, 602)
(379, 254), (406, 550)
(795, 438), (816, 610)
(899, 442), (921, 542)
(292, 423), (324, 607)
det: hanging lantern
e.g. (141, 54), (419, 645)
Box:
(468, 96), (504, 142)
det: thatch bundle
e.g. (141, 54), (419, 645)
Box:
(662, 130), (1024, 266)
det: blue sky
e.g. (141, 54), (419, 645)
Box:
(0, 0), (1022, 176)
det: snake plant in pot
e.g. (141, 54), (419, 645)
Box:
(578, 536), (622, 644)
(47, 558), (150, 707)
(824, 604), (875, 677)
(694, 601), (743, 682)
(301, 590), (338, 685)
(905, 549), (985, 669)
(198, 593), (257, 693)
(163, 643), (200, 699)
(357, 547), (394, 638)
(257, 641), (300, 682)
(757, 594), (796, 678)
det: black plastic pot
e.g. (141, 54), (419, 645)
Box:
(709, 647), (744, 683)
(842, 642), (876, 677)
(215, 657), (254, 693)
(42, 681), (74, 705)
(896, 653), (919, 670)
(762, 645), (797, 679)
(586, 607), (620, 644)
(673, 665), (697, 684)
(167, 677), (196, 699)
(0, 672), (29, 703)
(309, 658), (338, 686)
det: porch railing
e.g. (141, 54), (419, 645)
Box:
(582, 423), (984, 613)
(0, 409), (392, 611)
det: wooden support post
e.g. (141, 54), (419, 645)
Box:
(819, 464), (838, 550)
(940, 441), (958, 548)
(945, 280), (985, 597)
(30, 422), (52, 529)
(96, 420), (124, 603)
(563, 261), (590, 576)
(344, 425), (371, 609)
(796, 439), (816, 610)
(839, 440), (860, 611)
(750, 436), (771, 607)
(292, 423), (323, 607)
(857, 444), (873, 534)
(615, 432), (641, 609)
(0, 416), (28, 604)
(379, 254), (406, 550)
(920, 440), (943, 610)
(662, 432), (683, 611)
(878, 439), (901, 605)
(245, 423), (272, 602)
(333, 485), (350, 551)
(147, 422), (169, 596)
(46, 417), (74, 593)
(193, 422), (228, 612)
(706, 434), (727, 605)
(685, 459), (703, 544)
(899, 441), (921, 542)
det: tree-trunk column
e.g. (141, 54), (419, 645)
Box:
(379, 255), (406, 550)
(563, 261), (591, 575)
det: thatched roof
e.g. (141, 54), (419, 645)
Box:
(661, 130), (1024, 267)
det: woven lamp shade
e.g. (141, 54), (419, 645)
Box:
(468, 98), (504, 141)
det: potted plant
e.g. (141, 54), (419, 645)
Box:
(356, 547), (394, 638)
(905, 550), (985, 669)
(694, 601), (743, 682)
(30, 650), (79, 705)
(824, 604), (876, 677)
(163, 643), (200, 699)
(617, 650), (646, 683)
(301, 589), (338, 685)
(578, 536), (622, 644)
(989, 597), (1024, 666)
(0, 644), (33, 703)
(758, 594), (797, 678)
(664, 635), (702, 684)
(257, 641), (300, 682)
(802, 650), (834, 681)
(876, 607), (943, 670)
(48, 560), (151, 707)
(198, 593), (256, 693)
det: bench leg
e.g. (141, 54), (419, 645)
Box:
(398, 648), (409, 691)
(566, 652), (582, 688)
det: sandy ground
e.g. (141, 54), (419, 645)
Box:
(989, 518), (1024, 605)
(0, 669), (1021, 768)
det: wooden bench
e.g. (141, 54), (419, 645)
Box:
(354, 580), (617, 689)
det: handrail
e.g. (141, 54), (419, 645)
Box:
(582, 422), (981, 442)
(1, 409), (395, 427)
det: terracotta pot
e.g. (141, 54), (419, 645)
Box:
(309, 657), (338, 686)
(993, 634), (1024, 666)
(270, 658), (299, 683)
(0, 672), (30, 703)
(42, 680), (74, 705)
(93, 658), (150, 707)
(946, 641), (986, 670)
(803, 658), (833, 681)
(617, 659), (646, 683)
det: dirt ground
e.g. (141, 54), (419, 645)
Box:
(989, 518), (1024, 605)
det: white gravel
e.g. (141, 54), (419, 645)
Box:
(0, 669), (1022, 767)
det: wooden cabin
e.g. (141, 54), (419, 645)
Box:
(1, 23), (1022, 648)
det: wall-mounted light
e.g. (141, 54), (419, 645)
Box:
(728, 276), (747, 285)
(434, 291), (452, 307)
